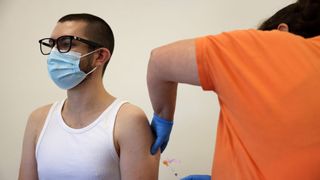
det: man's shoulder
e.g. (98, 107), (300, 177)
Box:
(29, 104), (53, 122)
(113, 103), (151, 151)
(116, 103), (147, 123)
(27, 104), (53, 136)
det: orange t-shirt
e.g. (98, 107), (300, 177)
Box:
(196, 29), (320, 180)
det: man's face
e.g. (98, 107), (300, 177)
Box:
(50, 21), (95, 73)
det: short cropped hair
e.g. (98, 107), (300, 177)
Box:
(58, 13), (114, 76)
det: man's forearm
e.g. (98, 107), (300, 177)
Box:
(147, 50), (178, 121)
(147, 74), (177, 121)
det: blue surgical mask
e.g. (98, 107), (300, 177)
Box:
(47, 48), (98, 90)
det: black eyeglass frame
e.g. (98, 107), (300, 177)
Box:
(38, 35), (104, 55)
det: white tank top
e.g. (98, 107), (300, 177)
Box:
(36, 99), (126, 180)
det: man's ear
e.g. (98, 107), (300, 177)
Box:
(95, 48), (111, 66)
(277, 23), (289, 32)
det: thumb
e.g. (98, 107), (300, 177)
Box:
(151, 138), (162, 155)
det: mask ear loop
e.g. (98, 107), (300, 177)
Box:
(80, 48), (101, 76)
(85, 66), (97, 76)
(80, 48), (101, 59)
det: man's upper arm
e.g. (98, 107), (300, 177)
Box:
(115, 104), (160, 180)
(19, 105), (51, 180)
(148, 38), (200, 86)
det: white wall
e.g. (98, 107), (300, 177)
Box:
(0, 0), (294, 179)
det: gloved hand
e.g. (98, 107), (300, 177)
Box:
(150, 113), (173, 155)
(181, 175), (211, 180)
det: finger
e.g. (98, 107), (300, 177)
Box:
(151, 138), (162, 155)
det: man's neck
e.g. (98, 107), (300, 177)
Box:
(64, 78), (115, 114)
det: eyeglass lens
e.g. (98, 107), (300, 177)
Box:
(57, 36), (72, 53)
(40, 38), (54, 55)
(40, 36), (74, 55)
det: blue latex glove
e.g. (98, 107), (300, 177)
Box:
(181, 175), (211, 180)
(150, 113), (173, 155)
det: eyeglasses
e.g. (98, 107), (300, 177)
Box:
(38, 35), (104, 55)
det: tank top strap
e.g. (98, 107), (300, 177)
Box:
(101, 99), (128, 130)
(35, 100), (64, 157)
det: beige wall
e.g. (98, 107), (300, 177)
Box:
(0, 0), (294, 179)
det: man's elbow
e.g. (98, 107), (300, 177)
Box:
(149, 47), (163, 69)
(147, 47), (164, 83)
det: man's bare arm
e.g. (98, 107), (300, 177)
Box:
(19, 105), (50, 180)
(147, 39), (200, 120)
(115, 104), (160, 180)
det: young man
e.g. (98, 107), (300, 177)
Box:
(19, 13), (159, 180)
(148, 0), (320, 179)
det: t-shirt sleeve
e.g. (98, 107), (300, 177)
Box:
(195, 29), (294, 95)
(195, 36), (217, 91)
